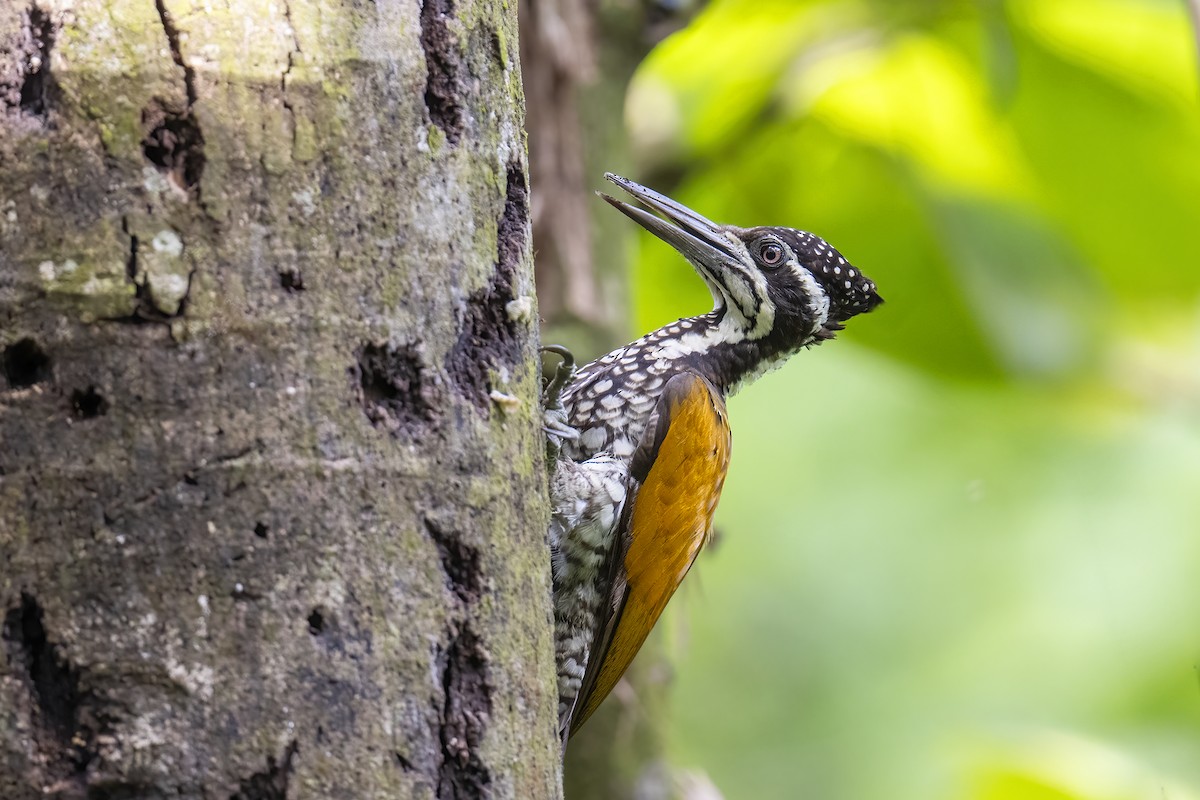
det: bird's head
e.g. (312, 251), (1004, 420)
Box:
(601, 173), (882, 347)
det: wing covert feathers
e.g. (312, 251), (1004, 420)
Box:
(569, 372), (731, 735)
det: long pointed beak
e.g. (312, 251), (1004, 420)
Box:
(599, 174), (741, 272)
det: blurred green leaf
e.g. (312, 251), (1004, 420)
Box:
(615, 0), (1200, 797)
(926, 195), (1103, 377)
(1005, 12), (1200, 307)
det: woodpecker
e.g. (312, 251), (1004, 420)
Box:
(546, 174), (882, 741)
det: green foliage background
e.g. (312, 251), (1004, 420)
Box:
(619, 0), (1200, 796)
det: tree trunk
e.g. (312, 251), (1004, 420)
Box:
(0, 1), (561, 798)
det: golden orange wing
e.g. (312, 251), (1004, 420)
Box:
(569, 372), (731, 735)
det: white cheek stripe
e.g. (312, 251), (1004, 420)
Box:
(742, 266), (774, 338)
(710, 234), (774, 340)
(791, 264), (830, 335)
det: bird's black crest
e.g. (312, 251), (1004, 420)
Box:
(773, 228), (882, 322)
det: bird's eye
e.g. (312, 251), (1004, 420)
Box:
(759, 242), (783, 266)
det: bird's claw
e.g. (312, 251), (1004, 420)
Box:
(541, 345), (576, 410)
(541, 345), (579, 461)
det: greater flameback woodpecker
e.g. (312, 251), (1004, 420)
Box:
(545, 174), (882, 742)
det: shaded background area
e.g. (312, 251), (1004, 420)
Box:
(597, 0), (1200, 797)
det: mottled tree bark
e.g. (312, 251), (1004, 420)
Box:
(0, 1), (562, 798)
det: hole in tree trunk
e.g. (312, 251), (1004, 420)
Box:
(2, 337), (52, 388)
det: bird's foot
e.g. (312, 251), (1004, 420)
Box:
(541, 345), (576, 408)
(541, 345), (580, 458)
